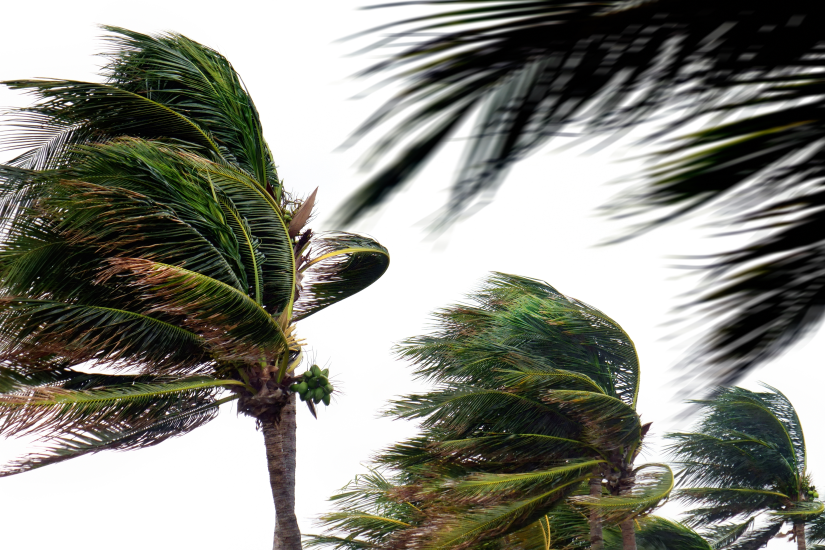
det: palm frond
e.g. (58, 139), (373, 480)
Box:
(700, 518), (754, 550)
(723, 518), (784, 550)
(454, 459), (603, 498)
(808, 513), (825, 544)
(1, 393), (238, 476)
(571, 463), (674, 522)
(1, 80), (221, 168)
(773, 500), (824, 517)
(339, 0), (825, 227)
(386, 386), (579, 439)
(397, 272), (640, 406)
(542, 390), (641, 449)
(0, 375), (241, 438)
(604, 516), (713, 550)
(430, 433), (596, 464)
(0, 298), (211, 373)
(423, 479), (585, 550)
(98, 258), (289, 360)
(47, 179), (246, 290)
(100, 26), (278, 186)
(676, 488), (788, 526)
(293, 232), (390, 321)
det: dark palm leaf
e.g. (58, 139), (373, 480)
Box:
(293, 232), (390, 321)
(338, 0), (825, 227)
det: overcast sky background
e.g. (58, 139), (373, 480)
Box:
(0, 2), (820, 549)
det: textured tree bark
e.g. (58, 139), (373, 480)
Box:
(795, 522), (807, 550)
(589, 472), (604, 550)
(262, 393), (301, 550)
(619, 518), (637, 550)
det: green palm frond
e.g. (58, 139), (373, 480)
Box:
(424, 480), (585, 550)
(396, 273), (640, 407)
(98, 258), (289, 359)
(62, 138), (294, 309)
(454, 460), (603, 498)
(508, 505), (590, 550)
(617, 73), (825, 387)
(668, 386), (806, 494)
(293, 232), (390, 321)
(0, 299), (211, 373)
(695, 387), (803, 480)
(496, 367), (607, 395)
(309, 468), (423, 550)
(1, 79), (220, 170)
(100, 26), (278, 185)
(773, 500), (825, 517)
(0, 365), (78, 394)
(0, 27), (390, 486)
(542, 390), (641, 449)
(303, 534), (377, 550)
(1, 393), (238, 476)
(668, 384), (820, 546)
(571, 463), (674, 522)
(0, 375), (241, 438)
(676, 488), (789, 526)
(47, 179), (246, 290)
(387, 386), (579, 440)
(604, 516), (713, 550)
(359, 273), (660, 548)
(700, 518), (754, 550)
(807, 513), (825, 545)
(4, 26), (277, 187)
(431, 433), (597, 464)
(722, 518), (785, 550)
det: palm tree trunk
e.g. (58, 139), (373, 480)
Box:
(262, 392), (301, 550)
(589, 472), (604, 550)
(794, 522), (807, 550)
(619, 518), (637, 550)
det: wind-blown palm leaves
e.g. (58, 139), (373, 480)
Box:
(339, 0), (824, 227)
(337, 0), (825, 390)
(668, 385), (824, 549)
(619, 73), (825, 389)
(306, 469), (708, 550)
(310, 273), (671, 549)
(0, 27), (389, 550)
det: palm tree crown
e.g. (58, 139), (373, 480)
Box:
(310, 273), (672, 550)
(668, 385), (824, 549)
(0, 27), (389, 549)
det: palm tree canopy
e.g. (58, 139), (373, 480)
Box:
(308, 273), (671, 549)
(0, 27), (389, 475)
(667, 385), (824, 548)
(336, 0), (825, 390)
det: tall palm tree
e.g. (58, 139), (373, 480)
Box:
(335, 0), (825, 389)
(311, 273), (672, 550)
(0, 27), (389, 550)
(667, 385), (824, 550)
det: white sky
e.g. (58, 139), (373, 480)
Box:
(0, 2), (819, 549)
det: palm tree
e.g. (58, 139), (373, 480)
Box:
(667, 385), (824, 550)
(310, 273), (672, 550)
(0, 27), (389, 550)
(334, 0), (825, 389)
